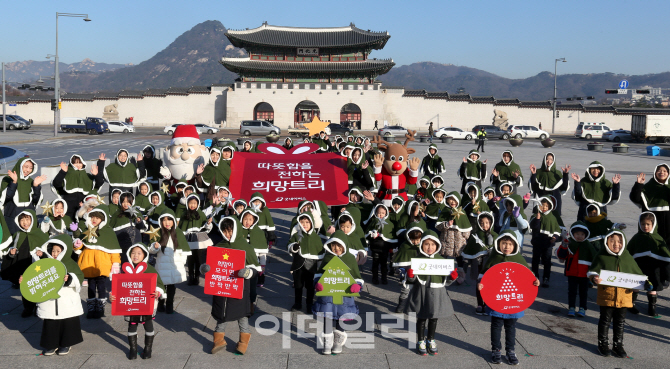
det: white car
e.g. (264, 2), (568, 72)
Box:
(508, 125), (550, 139)
(164, 124), (184, 135)
(434, 127), (473, 140)
(603, 129), (632, 142)
(0, 146), (29, 173)
(194, 124), (219, 135)
(107, 121), (135, 133)
(378, 125), (408, 137)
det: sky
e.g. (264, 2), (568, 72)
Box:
(2, 0), (669, 79)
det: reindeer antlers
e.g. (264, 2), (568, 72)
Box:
(370, 135), (389, 152)
(404, 130), (417, 149)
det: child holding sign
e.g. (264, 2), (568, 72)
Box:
(478, 230), (540, 365)
(392, 226), (423, 313)
(404, 230), (459, 356)
(109, 244), (165, 360)
(202, 217), (260, 355)
(33, 235), (84, 356)
(1, 209), (49, 317)
(588, 229), (650, 358)
(313, 230), (364, 355)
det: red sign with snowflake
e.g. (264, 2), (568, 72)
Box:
(480, 262), (538, 314)
(228, 143), (349, 209)
(203, 247), (246, 299)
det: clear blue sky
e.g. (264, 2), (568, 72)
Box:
(2, 0), (669, 79)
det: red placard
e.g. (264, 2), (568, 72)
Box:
(204, 247), (246, 299)
(111, 262), (157, 316)
(228, 143), (349, 209)
(480, 262), (538, 315)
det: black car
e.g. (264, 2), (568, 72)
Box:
(327, 123), (353, 136)
(471, 125), (510, 140)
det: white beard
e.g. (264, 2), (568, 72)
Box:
(161, 147), (210, 181)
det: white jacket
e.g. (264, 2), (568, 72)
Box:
(36, 244), (84, 320)
(149, 237), (190, 285)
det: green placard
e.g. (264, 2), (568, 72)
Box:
(315, 257), (360, 305)
(20, 258), (67, 303)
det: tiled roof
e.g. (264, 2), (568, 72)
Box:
(6, 96), (29, 102)
(426, 92), (449, 98)
(118, 90), (145, 98)
(62, 93), (94, 101)
(471, 96), (495, 103)
(495, 98), (520, 105)
(381, 86), (404, 90)
(93, 92), (120, 99)
(583, 105), (616, 112)
(188, 86), (211, 94)
(556, 103), (583, 110)
(449, 94), (471, 101)
(226, 23), (390, 49)
(220, 58), (395, 74)
(519, 101), (552, 107)
(143, 89), (167, 97)
(402, 90), (427, 97)
(166, 87), (189, 95)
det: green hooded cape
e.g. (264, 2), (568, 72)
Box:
(627, 212), (670, 262)
(103, 149), (142, 187)
(481, 230), (530, 277)
(576, 161), (618, 207)
(421, 144), (446, 175)
(0, 157), (41, 207)
(41, 234), (85, 286)
(318, 230), (363, 284)
(587, 229), (645, 277)
(462, 212), (498, 259)
(493, 150), (523, 186)
(438, 191), (473, 232)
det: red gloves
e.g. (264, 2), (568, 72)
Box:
(315, 282), (324, 292)
(450, 269), (459, 280)
(350, 284), (361, 293)
(407, 269), (415, 279)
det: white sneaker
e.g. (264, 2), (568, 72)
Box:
(321, 333), (334, 355)
(332, 330), (348, 354)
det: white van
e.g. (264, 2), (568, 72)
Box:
(61, 117), (86, 126)
(575, 122), (612, 139)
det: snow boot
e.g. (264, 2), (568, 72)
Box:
(236, 332), (251, 355)
(142, 334), (154, 359)
(211, 332), (225, 354)
(86, 298), (96, 319)
(332, 330), (347, 354)
(321, 333), (334, 355)
(648, 294), (658, 317)
(128, 335), (138, 360)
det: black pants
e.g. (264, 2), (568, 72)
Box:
(41, 317), (83, 350)
(166, 284), (176, 310)
(293, 266), (315, 306)
(531, 242), (553, 280)
(491, 316), (516, 351)
(128, 318), (154, 334)
(417, 318), (438, 341)
(87, 276), (107, 299)
(598, 306), (626, 344)
(187, 249), (207, 281)
(476, 139), (485, 152)
(567, 276), (589, 309)
(370, 241), (390, 278)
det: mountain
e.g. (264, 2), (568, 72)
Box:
(377, 62), (670, 101)
(57, 20), (244, 92)
(4, 59), (129, 84)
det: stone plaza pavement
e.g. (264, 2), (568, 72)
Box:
(1, 137), (670, 368)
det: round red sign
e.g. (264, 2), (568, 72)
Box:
(480, 262), (538, 315)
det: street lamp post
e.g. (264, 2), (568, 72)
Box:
(52, 12), (91, 137)
(552, 58), (566, 134)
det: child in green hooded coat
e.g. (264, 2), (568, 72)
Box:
(437, 191), (472, 284)
(392, 226), (424, 313)
(458, 149), (486, 197)
(462, 212), (497, 315)
(588, 229), (651, 359)
(583, 204), (626, 251)
(420, 144), (445, 179)
(288, 213), (324, 312)
(1, 157), (46, 235)
(478, 231), (541, 365)
(627, 212), (670, 317)
(100, 149), (146, 202)
(365, 204), (397, 285)
(529, 197), (562, 288)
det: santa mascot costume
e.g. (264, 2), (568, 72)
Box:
(159, 125), (210, 192)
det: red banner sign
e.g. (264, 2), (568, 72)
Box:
(204, 247), (246, 299)
(228, 143), (349, 208)
(480, 262), (538, 315)
(111, 262), (157, 316)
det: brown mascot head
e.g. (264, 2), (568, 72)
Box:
(371, 130), (417, 176)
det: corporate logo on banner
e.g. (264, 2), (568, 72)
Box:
(228, 143), (349, 209)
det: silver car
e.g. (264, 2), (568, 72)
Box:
(194, 124), (220, 135)
(239, 120), (280, 136)
(378, 125), (408, 137)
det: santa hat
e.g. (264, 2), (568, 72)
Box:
(172, 125), (201, 146)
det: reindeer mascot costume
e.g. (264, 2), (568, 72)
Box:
(371, 131), (421, 206)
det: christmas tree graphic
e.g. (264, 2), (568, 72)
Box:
(499, 268), (518, 293)
(315, 257), (360, 304)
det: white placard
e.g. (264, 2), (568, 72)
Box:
(297, 47), (319, 56)
(618, 89), (628, 94)
(410, 258), (455, 276)
(599, 270), (647, 290)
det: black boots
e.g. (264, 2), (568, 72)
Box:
(648, 294), (658, 317)
(611, 311), (627, 358)
(86, 299), (96, 319)
(142, 335), (154, 359)
(128, 335), (138, 360)
(166, 295), (174, 314)
(628, 292), (639, 314)
(291, 288), (303, 311)
(157, 300), (166, 312)
(597, 311), (611, 357)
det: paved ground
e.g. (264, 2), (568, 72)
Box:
(1, 131), (670, 368)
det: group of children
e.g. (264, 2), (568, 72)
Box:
(0, 132), (667, 364)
